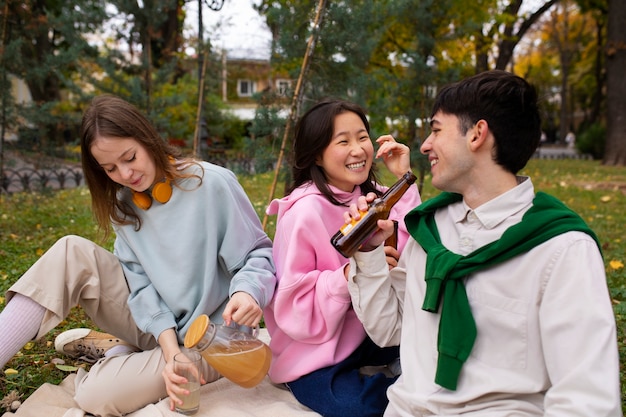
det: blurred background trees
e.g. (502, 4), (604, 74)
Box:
(1, 0), (624, 168)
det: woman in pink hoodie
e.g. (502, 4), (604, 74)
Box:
(264, 99), (421, 416)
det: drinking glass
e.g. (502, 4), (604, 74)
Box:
(173, 349), (202, 415)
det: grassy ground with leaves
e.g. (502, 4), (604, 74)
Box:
(1, 159), (625, 412)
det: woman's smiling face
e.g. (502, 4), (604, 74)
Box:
(316, 111), (374, 192)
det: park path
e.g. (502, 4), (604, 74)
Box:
(535, 145), (583, 159)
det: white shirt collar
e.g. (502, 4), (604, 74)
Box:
(451, 176), (535, 229)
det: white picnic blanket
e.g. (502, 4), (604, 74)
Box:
(2, 373), (320, 417)
(2, 330), (321, 417)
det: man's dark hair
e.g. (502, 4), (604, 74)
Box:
(431, 70), (541, 173)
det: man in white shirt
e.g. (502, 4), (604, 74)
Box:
(346, 70), (621, 416)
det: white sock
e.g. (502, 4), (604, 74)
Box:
(104, 344), (136, 357)
(0, 293), (46, 369)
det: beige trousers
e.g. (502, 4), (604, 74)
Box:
(8, 235), (218, 416)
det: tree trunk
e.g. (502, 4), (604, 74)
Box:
(603, 0), (626, 165)
(587, 18), (605, 126)
(556, 3), (572, 144)
(475, 35), (489, 73)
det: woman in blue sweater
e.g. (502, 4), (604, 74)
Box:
(0, 95), (276, 415)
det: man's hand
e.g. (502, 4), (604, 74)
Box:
(384, 244), (400, 270)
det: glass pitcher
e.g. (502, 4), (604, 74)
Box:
(183, 314), (272, 388)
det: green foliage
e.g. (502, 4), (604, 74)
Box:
(242, 94), (287, 174)
(577, 122), (606, 159)
(1, 0), (108, 149)
(256, 0), (472, 151)
(1, 0), (198, 155)
(2, 0), (624, 168)
(261, 0), (387, 105)
(211, 110), (249, 151)
(150, 74), (200, 142)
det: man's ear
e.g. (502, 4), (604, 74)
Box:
(469, 119), (489, 151)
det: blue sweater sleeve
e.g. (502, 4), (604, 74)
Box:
(214, 169), (276, 307)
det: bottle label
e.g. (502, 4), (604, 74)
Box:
(339, 210), (368, 235)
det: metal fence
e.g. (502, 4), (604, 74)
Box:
(1, 166), (84, 194)
(0, 156), (267, 194)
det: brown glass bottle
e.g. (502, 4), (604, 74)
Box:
(330, 171), (417, 258)
(384, 220), (399, 249)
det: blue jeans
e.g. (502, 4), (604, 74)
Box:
(286, 337), (399, 417)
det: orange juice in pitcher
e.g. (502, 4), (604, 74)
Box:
(184, 314), (271, 388)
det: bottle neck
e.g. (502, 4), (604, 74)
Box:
(380, 171), (416, 206)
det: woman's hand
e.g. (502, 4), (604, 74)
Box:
(375, 135), (411, 178)
(159, 329), (189, 412)
(222, 292), (263, 327)
(164, 353), (188, 411)
(342, 193), (376, 225)
(343, 195), (397, 252)
(164, 351), (207, 412)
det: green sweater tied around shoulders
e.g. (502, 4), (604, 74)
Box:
(404, 191), (600, 391)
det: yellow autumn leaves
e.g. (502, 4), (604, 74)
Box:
(3, 342), (34, 376)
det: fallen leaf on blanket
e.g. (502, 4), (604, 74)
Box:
(55, 364), (79, 372)
(3, 368), (18, 376)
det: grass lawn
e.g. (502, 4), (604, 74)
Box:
(1, 158), (625, 412)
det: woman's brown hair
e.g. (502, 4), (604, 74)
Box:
(80, 94), (200, 238)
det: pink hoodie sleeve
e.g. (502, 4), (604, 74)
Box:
(270, 199), (358, 343)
